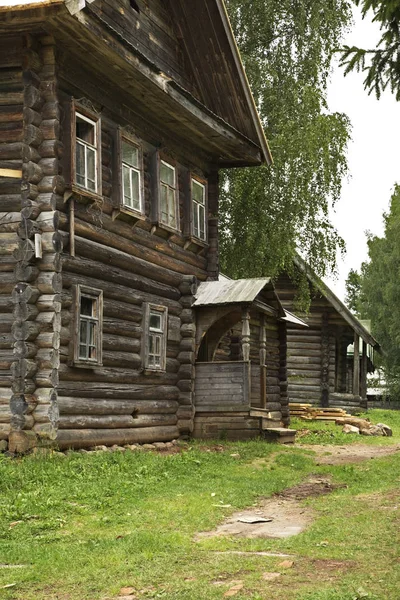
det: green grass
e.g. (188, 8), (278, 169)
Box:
(0, 410), (399, 600)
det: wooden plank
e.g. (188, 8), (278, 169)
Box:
(195, 405), (250, 413)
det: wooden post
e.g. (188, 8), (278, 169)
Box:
(353, 332), (360, 397)
(259, 314), (267, 409)
(69, 197), (75, 257)
(320, 313), (330, 407)
(361, 340), (368, 407)
(241, 307), (250, 362)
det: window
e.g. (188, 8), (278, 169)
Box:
(121, 139), (143, 213)
(75, 112), (99, 193)
(159, 160), (178, 229)
(191, 178), (206, 241)
(143, 304), (167, 371)
(73, 286), (103, 366)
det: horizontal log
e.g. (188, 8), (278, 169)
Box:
(57, 380), (179, 398)
(58, 415), (136, 429)
(56, 425), (180, 449)
(62, 272), (182, 315)
(0, 232), (18, 255)
(70, 233), (184, 289)
(58, 397), (179, 416)
(0, 423), (11, 440)
(102, 351), (141, 370)
(62, 254), (180, 301)
(71, 207), (207, 274)
(103, 318), (142, 339)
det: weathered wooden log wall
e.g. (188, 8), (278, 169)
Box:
(6, 35), (64, 453)
(0, 24), (220, 450)
(51, 37), (216, 449)
(275, 274), (357, 409)
(0, 37), (24, 442)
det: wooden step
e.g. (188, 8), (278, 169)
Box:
(262, 428), (296, 444)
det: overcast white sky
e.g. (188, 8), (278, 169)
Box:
(325, 6), (400, 301)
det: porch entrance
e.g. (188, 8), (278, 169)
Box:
(192, 277), (289, 439)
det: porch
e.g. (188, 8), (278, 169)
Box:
(192, 278), (299, 441)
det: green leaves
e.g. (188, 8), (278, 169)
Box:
(339, 0), (400, 100)
(222, 0), (351, 280)
(357, 185), (400, 396)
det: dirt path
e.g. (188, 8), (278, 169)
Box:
(195, 476), (344, 540)
(298, 442), (400, 465)
(196, 442), (400, 541)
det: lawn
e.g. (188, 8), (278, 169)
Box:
(0, 409), (399, 600)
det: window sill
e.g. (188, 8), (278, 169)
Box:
(184, 235), (208, 252)
(70, 360), (103, 369)
(150, 221), (181, 239)
(112, 205), (147, 224)
(69, 184), (103, 204)
(143, 367), (166, 375)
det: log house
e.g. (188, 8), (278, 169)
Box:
(0, 0), (280, 451)
(275, 256), (379, 412)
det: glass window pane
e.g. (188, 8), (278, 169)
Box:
(160, 162), (175, 187)
(160, 184), (168, 223)
(86, 147), (96, 191)
(123, 165), (132, 206)
(168, 187), (176, 227)
(76, 115), (95, 145)
(130, 169), (140, 209)
(79, 344), (87, 359)
(149, 313), (162, 330)
(79, 320), (88, 345)
(88, 322), (95, 346)
(192, 180), (204, 204)
(80, 296), (94, 316)
(155, 335), (161, 355)
(76, 141), (85, 185)
(193, 204), (199, 238)
(122, 141), (139, 168)
(199, 204), (206, 239)
(154, 355), (161, 367)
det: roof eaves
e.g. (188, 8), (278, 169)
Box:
(294, 254), (379, 348)
(215, 0), (272, 165)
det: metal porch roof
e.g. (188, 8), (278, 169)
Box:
(194, 278), (272, 307)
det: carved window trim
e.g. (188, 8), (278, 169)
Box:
(150, 151), (180, 235)
(191, 175), (208, 242)
(72, 285), (103, 368)
(143, 303), (168, 372)
(65, 99), (103, 202)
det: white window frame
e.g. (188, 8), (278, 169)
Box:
(191, 177), (207, 241)
(159, 159), (179, 230)
(121, 137), (144, 214)
(74, 110), (100, 195)
(73, 285), (103, 367)
(143, 303), (168, 371)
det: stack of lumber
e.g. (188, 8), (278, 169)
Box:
(289, 403), (352, 421)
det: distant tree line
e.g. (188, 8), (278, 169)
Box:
(345, 186), (400, 398)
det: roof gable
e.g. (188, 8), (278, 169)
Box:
(293, 255), (379, 348)
(67, 0), (271, 164)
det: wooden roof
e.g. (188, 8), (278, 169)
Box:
(0, 0), (270, 166)
(294, 255), (379, 348)
(168, 0), (272, 165)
